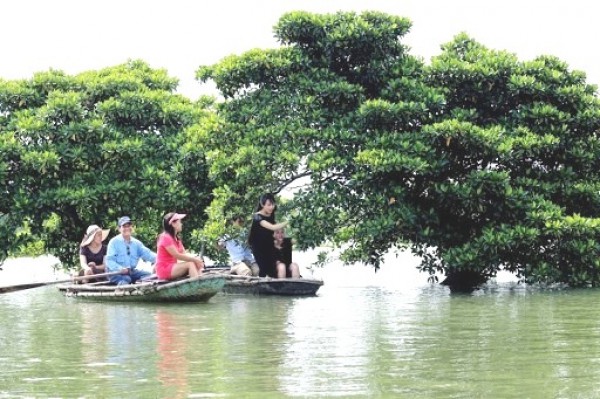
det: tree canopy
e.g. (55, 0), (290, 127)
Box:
(197, 11), (600, 290)
(0, 60), (213, 268)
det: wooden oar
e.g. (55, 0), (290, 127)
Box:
(0, 271), (122, 294)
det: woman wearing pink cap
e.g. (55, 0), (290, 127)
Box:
(155, 212), (205, 280)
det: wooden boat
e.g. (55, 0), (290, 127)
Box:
(58, 274), (225, 303)
(203, 266), (323, 296)
(221, 275), (323, 296)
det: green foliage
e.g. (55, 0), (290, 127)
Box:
(419, 34), (600, 287)
(197, 11), (600, 289)
(196, 10), (438, 267)
(0, 60), (213, 268)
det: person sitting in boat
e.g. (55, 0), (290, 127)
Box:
(106, 216), (156, 285)
(273, 228), (301, 278)
(155, 212), (204, 280)
(248, 193), (288, 277)
(217, 215), (259, 277)
(78, 224), (110, 283)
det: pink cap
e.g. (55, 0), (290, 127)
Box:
(169, 213), (187, 225)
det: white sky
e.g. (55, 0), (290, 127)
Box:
(1, 0), (599, 99)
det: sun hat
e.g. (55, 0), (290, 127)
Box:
(80, 225), (110, 247)
(168, 213), (187, 225)
(117, 216), (132, 227)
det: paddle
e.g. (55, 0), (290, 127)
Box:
(0, 271), (122, 294)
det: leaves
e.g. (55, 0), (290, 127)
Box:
(197, 11), (600, 288)
(0, 60), (213, 268)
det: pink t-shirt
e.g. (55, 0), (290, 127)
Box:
(156, 233), (185, 279)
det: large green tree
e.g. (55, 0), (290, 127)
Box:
(416, 34), (600, 288)
(197, 11), (600, 290)
(0, 60), (213, 268)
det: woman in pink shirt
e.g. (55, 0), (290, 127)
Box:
(155, 212), (204, 280)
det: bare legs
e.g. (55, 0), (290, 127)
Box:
(276, 261), (300, 278)
(170, 261), (203, 279)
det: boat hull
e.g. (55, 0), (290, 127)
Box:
(59, 275), (225, 303)
(222, 275), (323, 296)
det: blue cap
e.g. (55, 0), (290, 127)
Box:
(117, 216), (132, 227)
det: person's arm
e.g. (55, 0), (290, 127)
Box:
(259, 219), (288, 232)
(164, 244), (204, 265)
(137, 240), (157, 264)
(79, 254), (89, 270)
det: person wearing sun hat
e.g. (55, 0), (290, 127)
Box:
(78, 224), (110, 283)
(155, 212), (204, 280)
(105, 215), (156, 285)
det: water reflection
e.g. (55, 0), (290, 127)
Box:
(213, 296), (293, 396)
(80, 303), (108, 366)
(5, 274), (600, 397)
(278, 284), (600, 398)
(156, 310), (188, 398)
(104, 305), (157, 382)
(280, 290), (373, 396)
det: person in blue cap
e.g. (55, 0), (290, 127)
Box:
(106, 216), (156, 285)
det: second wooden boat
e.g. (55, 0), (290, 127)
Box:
(221, 274), (323, 296)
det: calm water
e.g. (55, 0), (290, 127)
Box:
(3, 257), (600, 398)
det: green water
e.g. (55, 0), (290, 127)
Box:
(2, 277), (600, 398)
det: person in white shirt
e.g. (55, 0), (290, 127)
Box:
(218, 215), (259, 276)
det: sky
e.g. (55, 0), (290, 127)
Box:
(2, 0), (600, 100)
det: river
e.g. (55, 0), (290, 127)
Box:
(2, 254), (600, 398)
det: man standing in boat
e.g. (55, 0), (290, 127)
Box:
(106, 216), (156, 285)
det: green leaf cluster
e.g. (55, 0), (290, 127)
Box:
(0, 60), (213, 268)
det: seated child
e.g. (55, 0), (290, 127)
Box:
(273, 228), (301, 278)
